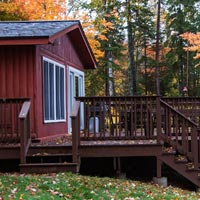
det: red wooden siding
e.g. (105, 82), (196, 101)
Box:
(0, 32), (86, 139)
(0, 45), (36, 135)
(40, 34), (85, 71)
(34, 34), (85, 139)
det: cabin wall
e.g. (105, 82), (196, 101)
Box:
(0, 33), (86, 139)
(35, 34), (85, 139)
(0, 45), (36, 135)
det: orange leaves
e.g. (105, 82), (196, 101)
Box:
(3, 0), (67, 20)
(146, 45), (171, 61)
(180, 32), (200, 62)
(181, 32), (200, 45)
(0, 1), (27, 19)
(80, 13), (110, 61)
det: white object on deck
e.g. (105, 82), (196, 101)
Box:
(89, 117), (99, 133)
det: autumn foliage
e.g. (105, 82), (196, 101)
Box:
(0, 1), (106, 62)
(181, 32), (200, 60)
(0, 0), (67, 20)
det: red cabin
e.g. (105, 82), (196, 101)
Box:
(1, 21), (200, 189)
(0, 20), (96, 140)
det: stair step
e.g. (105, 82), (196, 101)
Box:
(162, 147), (176, 155)
(28, 145), (72, 155)
(174, 155), (188, 163)
(20, 162), (79, 174)
(26, 153), (74, 164)
(27, 153), (72, 157)
(185, 163), (199, 172)
(162, 151), (176, 156)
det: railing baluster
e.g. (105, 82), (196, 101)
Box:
(76, 96), (159, 141)
(160, 99), (200, 171)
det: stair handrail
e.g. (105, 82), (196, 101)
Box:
(70, 100), (80, 163)
(162, 97), (200, 126)
(19, 100), (31, 164)
(160, 99), (199, 169)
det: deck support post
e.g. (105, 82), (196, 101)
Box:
(113, 157), (126, 179)
(113, 157), (120, 175)
(156, 157), (162, 178)
(153, 157), (167, 187)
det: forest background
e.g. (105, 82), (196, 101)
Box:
(1, 0), (200, 97)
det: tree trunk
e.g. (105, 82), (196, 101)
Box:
(105, 50), (114, 96)
(155, 0), (161, 96)
(127, 0), (137, 95)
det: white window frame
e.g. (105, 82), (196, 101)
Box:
(68, 67), (85, 133)
(43, 57), (66, 123)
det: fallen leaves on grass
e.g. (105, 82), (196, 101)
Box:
(0, 172), (200, 199)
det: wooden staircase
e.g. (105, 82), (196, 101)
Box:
(20, 145), (80, 174)
(158, 99), (200, 187)
(159, 146), (200, 187)
(19, 100), (81, 174)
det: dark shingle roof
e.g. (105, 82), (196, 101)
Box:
(0, 20), (79, 38)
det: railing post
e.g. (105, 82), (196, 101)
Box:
(156, 96), (162, 143)
(19, 101), (31, 164)
(19, 117), (26, 164)
(192, 127), (199, 169)
(71, 101), (80, 163)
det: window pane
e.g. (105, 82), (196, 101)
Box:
(75, 76), (79, 97)
(69, 72), (74, 113)
(43, 58), (65, 122)
(43, 60), (49, 120)
(49, 63), (54, 120)
(56, 66), (61, 119)
(56, 66), (65, 120)
(60, 67), (65, 119)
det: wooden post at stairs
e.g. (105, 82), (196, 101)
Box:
(153, 157), (168, 187)
(71, 101), (80, 164)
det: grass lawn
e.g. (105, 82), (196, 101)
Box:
(0, 172), (200, 200)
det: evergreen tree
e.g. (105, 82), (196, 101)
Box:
(84, 0), (125, 96)
(164, 0), (200, 96)
(122, 0), (155, 95)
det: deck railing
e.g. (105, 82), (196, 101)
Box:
(19, 101), (31, 164)
(160, 99), (200, 169)
(163, 97), (200, 126)
(76, 96), (161, 141)
(0, 98), (30, 143)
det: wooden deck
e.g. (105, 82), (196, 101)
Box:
(1, 96), (200, 188)
(0, 136), (161, 158)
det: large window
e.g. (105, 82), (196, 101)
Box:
(43, 57), (66, 122)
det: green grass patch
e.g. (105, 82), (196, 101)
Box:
(0, 172), (199, 199)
